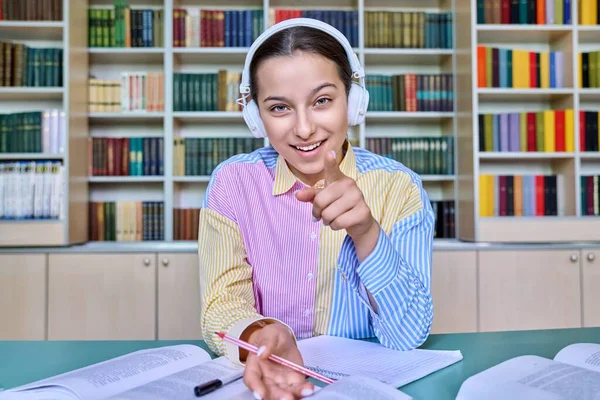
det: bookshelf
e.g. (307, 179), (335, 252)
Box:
(79, 0), (459, 246)
(0, 0), (458, 246)
(456, 0), (600, 242)
(0, 0), (89, 246)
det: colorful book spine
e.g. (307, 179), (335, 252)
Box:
(0, 0), (62, 21)
(366, 74), (453, 112)
(88, 201), (164, 241)
(580, 175), (600, 215)
(88, 73), (164, 113)
(478, 109), (574, 152)
(0, 110), (65, 154)
(89, 4), (164, 48)
(173, 71), (242, 112)
(477, 46), (565, 89)
(578, 51), (600, 88)
(579, 0), (600, 24)
(89, 137), (164, 177)
(477, 0), (572, 24)
(479, 174), (562, 216)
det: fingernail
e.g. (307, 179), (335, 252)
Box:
(323, 220), (328, 226)
(257, 345), (266, 356)
(301, 388), (314, 396)
(253, 392), (262, 400)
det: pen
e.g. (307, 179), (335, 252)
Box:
(194, 371), (243, 397)
(215, 331), (335, 384)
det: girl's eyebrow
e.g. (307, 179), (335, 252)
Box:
(263, 82), (337, 103)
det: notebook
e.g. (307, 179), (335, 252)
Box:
(297, 335), (463, 388)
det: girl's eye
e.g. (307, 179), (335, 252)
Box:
(270, 105), (288, 112)
(315, 98), (331, 106)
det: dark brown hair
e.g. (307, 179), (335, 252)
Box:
(249, 26), (353, 103)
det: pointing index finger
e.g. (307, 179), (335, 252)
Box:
(324, 150), (344, 186)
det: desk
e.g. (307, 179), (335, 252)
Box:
(1, 327), (599, 399)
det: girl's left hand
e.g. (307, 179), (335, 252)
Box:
(295, 150), (376, 241)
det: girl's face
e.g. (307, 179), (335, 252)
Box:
(255, 51), (348, 187)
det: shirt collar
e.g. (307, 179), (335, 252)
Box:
(272, 141), (358, 196)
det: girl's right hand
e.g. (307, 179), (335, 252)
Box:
(242, 322), (315, 400)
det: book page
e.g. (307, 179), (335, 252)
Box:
(554, 343), (600, 373)
(312, 376), (412, 400)
(5, 345), (211, 400)
(107, 356), (244, 400)
(456, 355), (600, 400)
(297, 335), (463, 387)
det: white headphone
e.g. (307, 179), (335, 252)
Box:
(237, 18), (370, 138)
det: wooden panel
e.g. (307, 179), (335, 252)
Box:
(48, 253), (156, 340)
(0, 254), (46, 340)
(478, 218), (600, 242)
(0, 221), (65, 246)
(582, 249), (600, 327)
(479, 250), (581, 332)
(158, 253), (203, 339)
(430, 251), (477, 334)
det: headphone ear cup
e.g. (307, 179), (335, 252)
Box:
(242, 99), (267, 138)
(347, 82), (369, 126)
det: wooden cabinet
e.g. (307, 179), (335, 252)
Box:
(157, 253), (202, 340)
(430, 251), (477, 334)
(0, 254), (46, 340)
(582, 248), (600, 328)
(47, 253), (156, 340)
(478, 250), (582, 332)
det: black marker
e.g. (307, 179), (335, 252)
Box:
(194, 373), (243, 397)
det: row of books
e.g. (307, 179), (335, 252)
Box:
(581, 111), (600, 151)
(0, 161), (63, 220)
(0, 42), (63, 87)
(365, 137), (454, 176)
(174, 9), (263, 48)
(477, 0), (572, 25)
(88, 73), (165, 113)
(366, 74), (453, 113)
(88, 6), (164, 48)
(478, 110), (575, 153)
(173, 137), (263, 177)
(479, 174), (562, 217)
(363, 11), (453, 49)
(581, 175), (600, 216)
(0, 110), (65, 154)
(89, 137), (164, 177)
(580, 51), (600, 88)
(0, 0), (62, 21)
(174, 207), (199, 241)
(89, 201), (164, 241)
(173, 71), (241, 112)
(432, 200), (455, 239)
(270, 9), (358, 47)
(477, 46), (565, 89)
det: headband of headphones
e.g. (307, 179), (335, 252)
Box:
(238, 17), (365, 97)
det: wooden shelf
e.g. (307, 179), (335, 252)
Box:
(477, 88), (573, 101)
(363, 48), (453, 65)
(478, 218), (600, 242)
(89, 176), (164, 183)
(0, 88), (64, 101)
(479, 152), (576, 160)
(0, 153), (64, 160)
(365, 112), (454, 120)
(0, 220), (65, 246)
(173, 112), (244, 122)
(173, 176), (211, 183)
(0, 21), (63, 40)
(89, 48), (165, 63)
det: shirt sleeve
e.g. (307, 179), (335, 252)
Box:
(336, 173), (435, 351)
(198, 168), (296, 364)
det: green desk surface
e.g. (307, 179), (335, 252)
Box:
(1, 327), (599, 399)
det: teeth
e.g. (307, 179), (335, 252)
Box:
(295, 141), (322, 151)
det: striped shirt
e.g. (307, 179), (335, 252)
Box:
(198, 142), (435, 363)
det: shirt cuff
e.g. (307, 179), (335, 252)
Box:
(355, 224), (400, 295)
(225, 317), (297, 365)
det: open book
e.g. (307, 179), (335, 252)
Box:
(456, 343), (600, 399)
(0, 344), (411, 400)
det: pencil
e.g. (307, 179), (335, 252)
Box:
(215, 331), (335, 385)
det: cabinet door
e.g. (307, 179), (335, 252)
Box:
(479, 250), (581, 332)
(430, 251), (477, 334)
(48, 253), (156, 340)
(582, 248), (600, 327)
(0, 254), (46, 340)
(158, 253), (202, 339)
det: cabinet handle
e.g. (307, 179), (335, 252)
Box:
(587, 253), (595, 262)
(143, 258), (151, 266)
(570, 254), (578, 263)
(162, 258), (169, 267)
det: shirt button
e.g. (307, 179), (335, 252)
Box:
(307, 272), (314, 280)
(310, 232), (317, 240)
